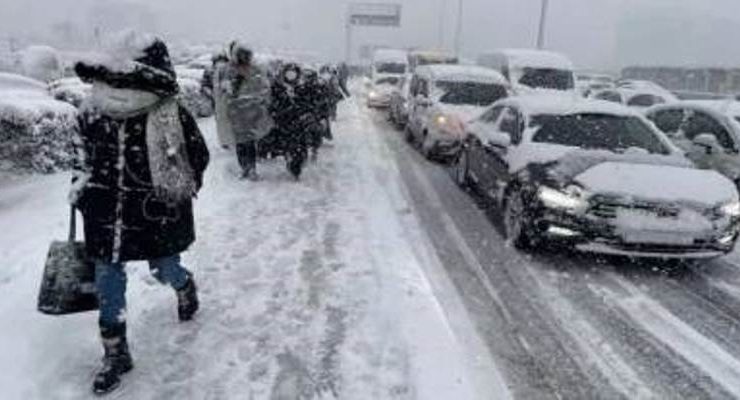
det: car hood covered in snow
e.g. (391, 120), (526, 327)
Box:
(574, 161), (738, 206)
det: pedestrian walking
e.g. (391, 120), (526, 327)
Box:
(216, 42), (272, 180)
(70, 32), (210, 395)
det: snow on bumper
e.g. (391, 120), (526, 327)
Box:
(532, 204), (740, 259)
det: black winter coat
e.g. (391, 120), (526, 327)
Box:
(75, 106), (209, 263)
(269, 81), (322, 146)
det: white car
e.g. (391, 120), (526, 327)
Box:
(646, 100), (740, 183)
(575, 72), (615, 96)
(477, 49), (576, 92)
(591, 87), (678, 109)
(0, 72), (77, 172)
(366, 75), (402, 108)
(406, 65), (509, 161)
(454, 94), (740, 259)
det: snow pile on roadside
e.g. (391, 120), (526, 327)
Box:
(0, 99), (488, 399)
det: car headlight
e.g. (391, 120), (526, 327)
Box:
(720, 201), (740, 217)
(368, 91), (378, 99)
(434, 114), (465, 136)
(538, 186), (588, 212)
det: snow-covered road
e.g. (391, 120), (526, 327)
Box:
(374, 109), (740, 399)
(0, 99), (504, 399)
(8, 93), (740, 399)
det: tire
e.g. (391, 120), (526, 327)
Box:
(503, 187), (533, 250)
(421, 132), (434, 160)
(404, 125), (415, 144)
(454, 148), (471, 188)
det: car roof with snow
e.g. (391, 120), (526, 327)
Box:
(495, 48), (574, 70)
(415, 65), (508, 85)
(498, 93), (641, 117)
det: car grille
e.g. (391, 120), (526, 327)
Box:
(589, 195), (681, 219)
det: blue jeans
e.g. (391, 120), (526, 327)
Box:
(95, 255), (190, 327)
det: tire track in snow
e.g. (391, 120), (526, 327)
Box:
(598, 271), (740, 399)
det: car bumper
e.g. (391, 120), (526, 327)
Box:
(534, 210), (739, 259)
(428, 139), (463, 158)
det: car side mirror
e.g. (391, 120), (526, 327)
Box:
(486, 131), (512, 150)
(693, 133), (721, 155)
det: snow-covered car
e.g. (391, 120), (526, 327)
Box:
(407, 50), (458, 73)
(576, 72), (615, 96)
(616, 79), (675, 97)
(406, 65), (509, 160)
(175, 66), (213, 118)
(453, 94), (740, 259)
(477, 49), (576, 92)
(0, 72), (78, 172)
(389, 74), (412, 127)
(591, 87), (678, 109)
(49, 77), (91, 108)
(366, 75), (402, 108)
(645, 100), (740, 184)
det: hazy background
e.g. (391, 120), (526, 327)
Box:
(1, 0), (738, 71)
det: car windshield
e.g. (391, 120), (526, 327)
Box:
(375, 62), (406, 74)
(436, 81), (507, 106)
(375, 76), (400, 86)
(518, 68), (574, 90)
(531, 113), (670, 154)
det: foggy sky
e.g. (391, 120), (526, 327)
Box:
(1, 0), (739, 71)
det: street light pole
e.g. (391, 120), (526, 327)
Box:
(454, 0), (464, 57)
(536, 0), (549, 49)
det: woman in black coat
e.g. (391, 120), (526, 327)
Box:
(269, 63), (321, 179)
(70, 34), (209, 395)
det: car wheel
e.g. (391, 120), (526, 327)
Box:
(421, 132), (434, 159)
(404, 125), (415, 144)
(504, 187), (532, 250)
(454, 147), (471, 188)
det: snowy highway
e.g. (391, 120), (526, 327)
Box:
(370, 105), (740, 399)
(5, 97), (740, 399)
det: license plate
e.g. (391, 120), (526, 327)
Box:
(623, 231), (694, 245)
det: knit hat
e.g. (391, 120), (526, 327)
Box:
(75, 34), (179, 98)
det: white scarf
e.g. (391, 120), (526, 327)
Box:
(91, 84), (196, 202)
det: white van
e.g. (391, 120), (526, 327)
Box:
(371, 49), (408, 80)
(477, 49), (575, 92)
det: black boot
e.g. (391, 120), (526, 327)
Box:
(93, 324), (133, 396)
(177, 275), (199, 322)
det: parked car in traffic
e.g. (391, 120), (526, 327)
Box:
(407, 50), (458, 73)
(575, 72), (615, 97)
(477, 49), (576, 92)
(389, 74), (412, 127)
(590, 87), (678, 109)
(371, 48), (408, 80)
(405, 65), (509, 161)
(366, 74), (402, 108)
(0, 72), (77, 172)
(646, 100), (740, 184)
(453, 94), (740, 259)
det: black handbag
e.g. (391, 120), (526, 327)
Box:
(37, 206), (98, 315)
